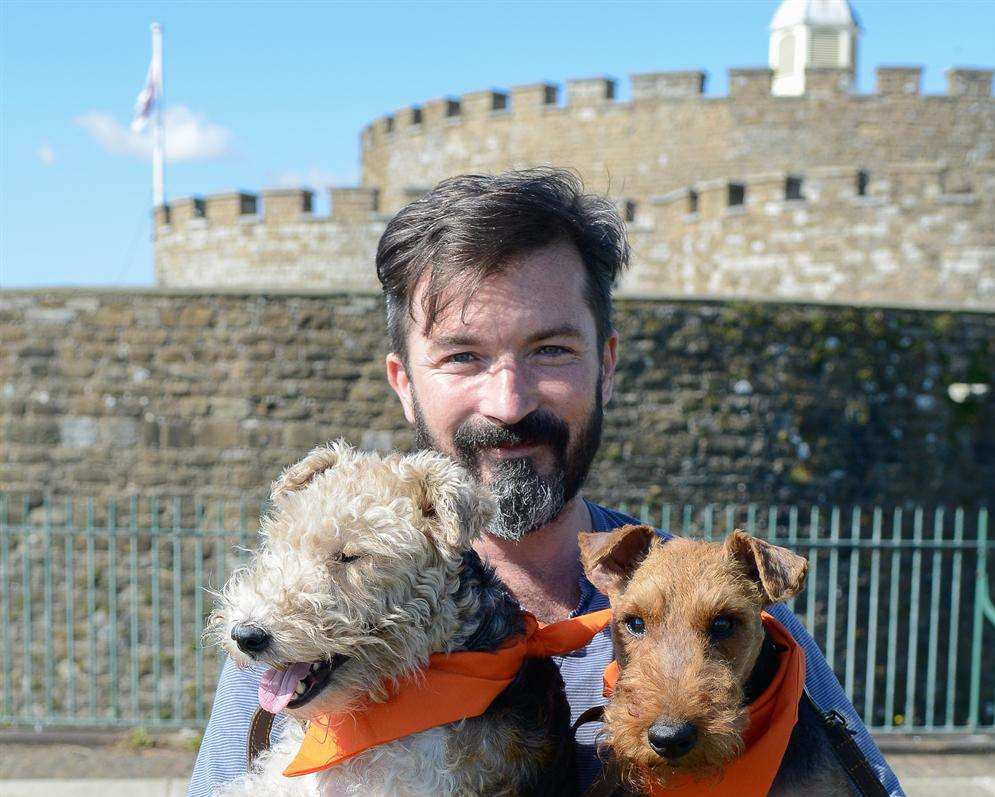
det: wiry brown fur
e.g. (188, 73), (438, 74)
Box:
(580, 526), (808, 793)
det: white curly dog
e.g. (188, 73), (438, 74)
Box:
(208, 441), (576, 796)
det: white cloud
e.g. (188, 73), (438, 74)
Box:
(74, 105), (234, 162)
(36, 142), (56, 166)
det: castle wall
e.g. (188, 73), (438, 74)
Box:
(3, 290), (992, 509)
(623, 163), (995, 306)
(155, 189), (386, 291)
(359, 67), (995, 215)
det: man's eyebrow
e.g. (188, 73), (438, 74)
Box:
(523, 324), (586, 344)
(429, 325), (585, 349)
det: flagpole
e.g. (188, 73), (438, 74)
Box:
(151, 22), (165, 207)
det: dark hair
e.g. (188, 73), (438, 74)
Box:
(375, 168), (630, 358)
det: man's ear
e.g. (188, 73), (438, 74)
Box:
(600, 331), (618, 408)
(579, 524), (656, 597)
(386, 352), (416, 425)
(271, 440), (348, 501)
(394, 450), (495, 551)
(724, 529), (808, 607)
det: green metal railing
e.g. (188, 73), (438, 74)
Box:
(0, 493), (992, 733)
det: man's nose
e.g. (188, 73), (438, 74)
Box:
(478, 362), (538, 426)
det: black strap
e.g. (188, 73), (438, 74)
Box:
(247, 707), (276, 770)
(572, 704), (606, 735)
(808, 694), (890, 797)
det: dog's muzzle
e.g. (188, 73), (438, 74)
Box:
(647, 721), (698, 760)
(232, 623), (271, 655)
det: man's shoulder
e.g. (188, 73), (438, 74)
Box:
(188, 659), (291, 797)
(584, 500), (672, 540)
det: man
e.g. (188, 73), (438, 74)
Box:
(189, 169), (902, 795)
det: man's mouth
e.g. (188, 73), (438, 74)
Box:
(485, 442), (540, 459)
(258, 655), (346, 713)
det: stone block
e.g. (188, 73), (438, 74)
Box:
(631, 71), (706, 100)
(805, 68), (852, 99)
(946, 68), (993, 97)
(197, 419), (242, 448)
(728, 68), (772, 98)
(566, 77), (615, 106)
(876, 66), (922, 96)
(329, 187), (379, 221)
(510, 82), (558, 113)
(261, 188), (313, 222)
(204, 192), (257, 224)
(59, 416), (99, 448)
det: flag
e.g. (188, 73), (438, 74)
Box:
(131, 57), (160, 132)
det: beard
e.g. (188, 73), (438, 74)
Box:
(412, 375), (604, 540)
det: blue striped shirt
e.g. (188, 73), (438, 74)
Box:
(188, 500), (903, 796)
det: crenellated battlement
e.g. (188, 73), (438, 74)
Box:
(155, 46), (993, 310)
(154, 186), (384, 234)
(360, 65), (993, 147)
(618, 161), (995, 306)
(649, 162), (995, 224)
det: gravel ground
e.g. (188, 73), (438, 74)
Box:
(2, 741), (994, 796)
(0, 742), (197, 780)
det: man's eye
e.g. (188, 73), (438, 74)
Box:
(624, 615), (646, 636)
(444, 352), (477, 365)
(535, 345), (569, 357)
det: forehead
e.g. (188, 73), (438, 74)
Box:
(623, 540), (755, 612)
(409, 240), (595, 342)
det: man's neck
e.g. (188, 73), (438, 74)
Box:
(473, 495), (592, 624)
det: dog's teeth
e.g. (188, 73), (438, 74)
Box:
(310, 663), (319, 672)
(294, 683), (307, 696)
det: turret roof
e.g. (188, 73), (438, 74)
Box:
(770, 0), (860, 31)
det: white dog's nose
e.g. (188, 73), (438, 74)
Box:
(232, 623), (271, 654)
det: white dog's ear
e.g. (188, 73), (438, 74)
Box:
(271, 440), (350, 501)
(397, 452), (496, 551)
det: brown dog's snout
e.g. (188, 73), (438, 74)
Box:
(647, 720), (698, 760)
(231, 623), (271, 655)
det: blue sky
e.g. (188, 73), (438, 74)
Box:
(1, 0), (992, 288)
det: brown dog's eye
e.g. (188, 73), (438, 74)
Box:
(624, 616), (646, 636)
(709, 616), (735, 640)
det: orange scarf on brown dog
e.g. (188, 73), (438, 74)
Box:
(601, 612), (806, 796)
(283, 608), (613, 777)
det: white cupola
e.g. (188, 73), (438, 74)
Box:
(769, 0), (860, 96)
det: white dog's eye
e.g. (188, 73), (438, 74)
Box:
(332, 551), (360, 564)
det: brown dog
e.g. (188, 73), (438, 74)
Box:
(579, 525), (861, 796)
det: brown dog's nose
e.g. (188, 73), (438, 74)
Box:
(647, 721), (698, 760)
(231, 623), (271, 654)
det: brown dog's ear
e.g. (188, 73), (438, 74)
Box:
(724, 529), (808, 606)
(579, 524), (657, 598)
(271, 441), (348, 501)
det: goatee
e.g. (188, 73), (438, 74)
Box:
(412, 378), (603, 540)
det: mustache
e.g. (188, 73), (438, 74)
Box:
(452, 409), (570, 459)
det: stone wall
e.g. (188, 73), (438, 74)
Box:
(2, 290), (992, 509)
(153, 65), (995, 309)
(627, 163), (995, 306)
(360, 67), (994, 215)
(154, 189), (385, 291)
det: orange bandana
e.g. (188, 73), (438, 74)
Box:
(602, 613), (805, 797)
(284, 608), (612, 777)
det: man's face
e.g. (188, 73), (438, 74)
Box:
(386, 240), (618, 539)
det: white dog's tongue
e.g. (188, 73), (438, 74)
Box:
(258, 662), (312, 713)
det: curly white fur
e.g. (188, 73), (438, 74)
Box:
(207, 442), (500, 796)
